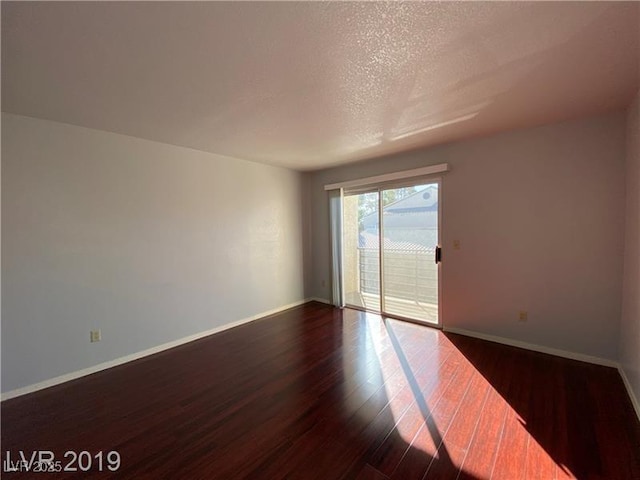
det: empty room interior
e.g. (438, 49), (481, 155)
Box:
(2, 2), (640, 479)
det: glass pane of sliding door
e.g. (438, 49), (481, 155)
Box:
(343, 191), (380, 311)
(381, 183), (439, 325)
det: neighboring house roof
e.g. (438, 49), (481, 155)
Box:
(361, 186), (438, 229)
(385, 186), (438, 212)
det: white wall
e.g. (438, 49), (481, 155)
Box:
(307, 112), (626, 361)
(620, 90), (640, 406)
(1, 113), (305, 393)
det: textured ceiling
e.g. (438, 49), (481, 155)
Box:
(2, 2), (639, 171)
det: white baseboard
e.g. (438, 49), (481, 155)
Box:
(1, 298), (312, 401)
(308, 297), (332, 305)
(442, 326), (619, 368)
(618, 365), (640, 421)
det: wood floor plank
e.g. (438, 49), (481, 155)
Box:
(389, 352), (475, 479)
(454, 338), (516, 480)
(456, 387), (509, 480)
(518, 351), (558, 480)
(355, 464), (390, 480)
(365, 349), (458, 476)
(491, 406), (530, 480)
(2, 303), (639, 479)
(587, 365), (640, 480)
(490, 346), (535, 480)
(422, 367), (491, 479)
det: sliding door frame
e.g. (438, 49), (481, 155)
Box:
(342, 176), (443, 328)
(378, 189), (386, 315)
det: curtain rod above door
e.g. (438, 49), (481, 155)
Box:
(323, 163), (449, 191)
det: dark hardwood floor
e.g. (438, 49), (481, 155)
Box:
(2, 302), (640, 479)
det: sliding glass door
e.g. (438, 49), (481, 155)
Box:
(381, 183), (439, 324)
(343, 181), (440, 326)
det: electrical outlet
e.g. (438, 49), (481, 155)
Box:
(518, 311), (528, 322)
(90, 330), (101, 343)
